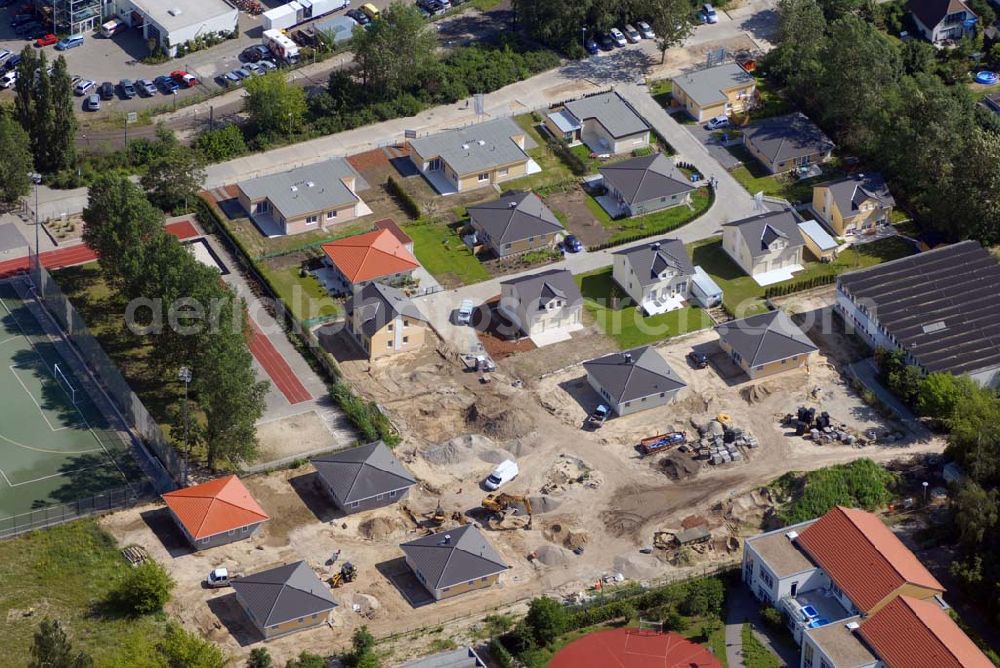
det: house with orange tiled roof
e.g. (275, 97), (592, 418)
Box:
(320, 228), (421, 293)
(161, 475), (269, 550)
(742, 506), (992, 668)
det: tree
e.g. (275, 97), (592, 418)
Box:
(0, 115), (33, 205)
(524, 596), (569, 646)
(195, 124), (248, 162)
(45, 56), (77, 173)
(946, 388), (1000, 484)
(14, 46), (38, 135)
(109, 559), (176, 615)
(953, 482), (999, 546)
(351, 3), (436, 99)
(29, 619), (93, 668)
(915, 372), (976, 421)
(243, 71), (307, 138)
(900, 39), (936, 75)
(886, 364), (924, 406)
(647, 0), (695, 64)
(680, 577), (725, 618)
(941, 128), (1000, 244)
(247, 647), (273, 668)
(140, 134), (207, 212)
(158, 622), (228, 668)
(285, 652), (326, 668)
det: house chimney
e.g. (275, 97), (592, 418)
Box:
(785, 530), (798, 541)
(443, 534), (452, 544)
(623, 353), (632, 363)
(845, 621), (860, 630)
(651, 242), (661, 250)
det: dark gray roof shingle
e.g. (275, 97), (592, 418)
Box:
(583, 346), (687, 403)
(345, 283), (428, 339)
(823, 173), (895, 218)
(714, 310), (817, 367)
(837, 241), (1000, 376)
(500, 268), (583, 311)
(724, 210), (805, 259)
(614, 239), (695, 288)
(231, 561), (337, 628)
(563, 91), (650, 139)
(312, 441), (416, 504)
(599, 153), (696, 206)
(401, 525), (509, 590)
(467, 191), (564, 246)
(744, 113), (835, 165)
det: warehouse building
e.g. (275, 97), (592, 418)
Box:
(111, 0), (238, 57)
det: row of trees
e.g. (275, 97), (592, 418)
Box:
(14, 48), (77, 175)
(83, 175), (268, 468)
(767, 0), (1000, 244)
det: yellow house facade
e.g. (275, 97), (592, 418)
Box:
(671, 63), (756, 122)
(345, 283), (430, 360)
(812, 174), (895, 236)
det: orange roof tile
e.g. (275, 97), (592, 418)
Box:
(162, 475), (269, 540)
(859, 596), (994, 668)
(373, 218), (412, 246)
(321, 229), (420, 284)
(796, 506), (943, 613)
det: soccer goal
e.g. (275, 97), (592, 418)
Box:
(637, 619), (664, 635)
(53, 363), (77, 406)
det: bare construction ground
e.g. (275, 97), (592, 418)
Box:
(101, 318), (945, 664)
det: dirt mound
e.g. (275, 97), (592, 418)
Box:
(350, 593), (380, 616)
(421, 434), (496, 466)
(533, 544), (573, 567)
(478, 448), (516, 465)
(528, 495), (561, 514)
(740, 383), (772, 404)
(544, 521), (590, 550)
(660, 452), (701, 480)
(358, 516), (406, 541)
(613, 553), (663, 580)
(541, 454), (603, 494)
(465, 395), (535, 439)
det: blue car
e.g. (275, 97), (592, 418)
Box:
(563, 235), (584, 253)
(584, 38), (599, 54)
(155, 75), (179, 93)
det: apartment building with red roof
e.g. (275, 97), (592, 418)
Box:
(742, 506), (991, 668)
(162, 475), (269, 550)
(321, 228), (420, 293)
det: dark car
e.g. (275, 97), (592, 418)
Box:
(154, 75), (177, 93)
(347, 8), (370, 24)
(119, 79), (136, 99)
(241, 44), (271, 63)
(10, 14), (35, 27)
(4, 54), (21, 72)
(597, 32), (615, 51)
(584, 37), (599, 54)
(99, 81), (114, 100)
(137, 78), (157, 96)
(687, 351), (710, 369)
(563, 234), (583, 253)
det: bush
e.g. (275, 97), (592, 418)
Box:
(772, 459), (897, 524)
(525, 597), (569, 646)
(489, 637), (514, 668)
(109, 559), (175, 616)
(546, 136), (588, 176)
(762, 273), (836, 298)
(247, 647), (273, 668)
(285, 652), (326, 668)
(158, 622), (228, 668)
(331, 381), (400, 446)
(680, 577), (725, 618)
(760, 605), (784, 630)
(386, 175), (421, 219)
(195, 124), (249, 162)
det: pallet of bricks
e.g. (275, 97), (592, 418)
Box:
(694, 417), (758, 465)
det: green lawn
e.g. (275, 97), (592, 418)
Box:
(218, 210), (369, 261)
(502, 114), (577, 192)
(650, 78), (673, 109)
(0, 520), (171, 666)
(600, 188), (714, 244)
(688, 235), (915, 316)
(724, 145), (845, 204)
(751, 76), (792, 119)
(577, 268), (712, 348)
(741, 624), (781, 668)
(260, 263), (340, 324)
(404, 219), (489, 287)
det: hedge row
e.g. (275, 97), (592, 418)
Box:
(585, 185), (715, 252)
(547, 136), (589, 176)
(763, 273), (836, 298)
(387, 175), (422, 219)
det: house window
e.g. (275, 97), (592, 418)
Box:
(386, 341), (393, 349)
(199, 538), (209, 545)
(498, 168), (509, 177)
(349, 501), (360, 508)
(504, 243), (511, 250)
(403, 319), (409, 328)
(241, 525), (250, 533)
(387, 324), (394, 332)
(528, 236), (535, 243)
(480, 576), (488, 582)
(443, 586), (450, 592)
(389, 490), (397, 497)
(478, 172), (490, 182)
(803, 643), (814, 665)
(660, 392), (665, 398)
(326, 210), (337, 220)
(298, 617), (305, 624)
(228, 528), (237, 536)
(759, 569), (774, 588)
(376, 494), (385, 501)
(403, 336), (409, 343)
(312, 613), (319, 620)
(781, 359), (786, 364)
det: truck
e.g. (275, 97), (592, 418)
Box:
(455, 299), (475, 325)
(100, 19), (125, 38)
(262, 28), (300, 64)
(587, 404), (610, 429)
(638, 431), (686, 456)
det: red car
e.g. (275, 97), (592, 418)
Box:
(35, 33), (57, 47)
(170, 70), (198, 88)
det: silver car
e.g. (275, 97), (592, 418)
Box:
(84, 93), (100, 111)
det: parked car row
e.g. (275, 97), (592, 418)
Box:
(221, 50), (280, 87)
(585, 21), (655, 54)
(74, 71), (198, 109)
(415, 0), (465, 17)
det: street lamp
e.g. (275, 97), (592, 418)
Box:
(581, 27), (587, 52)
(30, 173), (41, 274)
(922, 481), (929, 504)
(178, 366), (192, 486)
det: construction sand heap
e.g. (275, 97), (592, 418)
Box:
(351, 593), (380, 616)
(544, 521), (590, 550)
(421, 434), (507, 467)
(465, 394), (535, 440)
(533, 544), (573, 567)
(528, 495), (561, 514)
(541, 454), (603, 494)
(358, 516), (407, 541)
(613, 553), (664, 580)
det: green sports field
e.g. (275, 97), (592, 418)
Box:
(0, 279), (142, 531)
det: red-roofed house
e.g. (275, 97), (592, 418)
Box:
(162, 475), (269, 550)
(859, 596), (994, 668)
(321, 228), (420, 293)
(742, 507), (990, 668)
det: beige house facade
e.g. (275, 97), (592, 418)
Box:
(346, 283), (429, 359)
(722, 211), (805, 278)
(671, 63), (756, 122)
(812, 174), (895, 236)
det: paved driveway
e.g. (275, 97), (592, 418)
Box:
(683, 121), (745, 170)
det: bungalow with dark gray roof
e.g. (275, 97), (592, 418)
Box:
(722, 210), (805, 283)
(400, 525), (509, 601)
(743, 113), (834, 175)
(715, 310), (817, 380)
(311, 441), (417, 514)
(583, 346), (687, 417)
(498, 269), (583, 339)
(612, 239), (695, 315)
(599, 153), (698, 218)
(812, 173), (896, 236)
(230, 561), (338, 639)
(466, 191), (565, 258)
(544, 91), (651, 154)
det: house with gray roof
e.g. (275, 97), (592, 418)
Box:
(743, 113), (835, 175)
(612, 240), (696, 315)
(722, 210), (806, 283)
(345, 283), (430, 359)
(544, 91), (651, 154)
(583, 346), (687, 417)
(312, 440), (417, 514)
(599, 153), (698, 218)
(400, 647), (486, 668)
(671, 63), (757, 122)
(408, 118), (538, 195)
(715, 310), (817, 380)
(466, 191), (564, 258)
(400, 524), (509, 601)
(236, 158), (369, 236)
(812, 173), (896, 236)
(230, 561), (338, 639)
(498, 269), (583, 339)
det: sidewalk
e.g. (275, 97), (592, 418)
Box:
(725, 585), (799, 667)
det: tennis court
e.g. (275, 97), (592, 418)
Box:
(0, 278), (144, 528)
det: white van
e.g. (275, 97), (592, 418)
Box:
(484, 459), (518, 491)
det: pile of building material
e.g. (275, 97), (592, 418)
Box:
(692, 418), (755, 465)
(783, 407), (867, 446)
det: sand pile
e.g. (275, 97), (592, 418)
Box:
(533, 544), (573, 567)
(660, 451), (700, 480)
(351, 593), (380, 616)
(544, 521), (590, 550)
(479, 447), (516, 465)
(465, 395), (535, 439)
(421, 434), (494, 466)
(528, 495), (561, 514)
(613, 553), (663, 580)
(740, 383), (772, 404)
(358, 516), (406, 541)
(541, 454), (603, 494)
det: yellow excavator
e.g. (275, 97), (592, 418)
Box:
(329, 562), (357, 588)
(481, 493), (533, 529)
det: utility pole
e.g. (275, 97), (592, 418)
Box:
(178, 366), (192, 486)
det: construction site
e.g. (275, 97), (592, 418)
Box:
(100, 312), (947, 664)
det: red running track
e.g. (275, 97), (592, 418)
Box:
(0, 219), (201, 278)
(247, 320), (312, 405)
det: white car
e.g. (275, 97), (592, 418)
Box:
(706, 115), (730, 130)
(623, 24), (641, 43)
(637, 21), (655, 39)
(609, 27), (627, 47)
(455, 298), (475, 325)
(206, 567), (230, 588)
(484, 459), (518, 491)
(702, 3), (719, 23)
(73, 79), (96, 96)
(0, 70), (17, 89)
